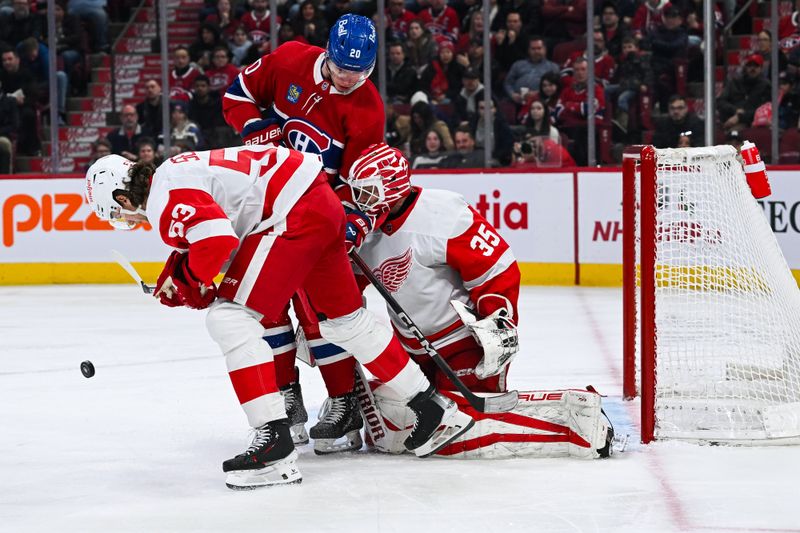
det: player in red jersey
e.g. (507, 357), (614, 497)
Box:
(223, 14), (398, 453)
(83, 148), (474, 489)
(223, 13), (384, 180)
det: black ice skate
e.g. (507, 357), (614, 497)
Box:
(404, 386), (475, 458)
(222, 418), (302, 490)
(281, 375), (309, 445)
(309, 392), (364, 455)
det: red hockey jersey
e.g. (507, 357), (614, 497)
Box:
(222, 41), (385, 179)
(170, 65), (202, 102)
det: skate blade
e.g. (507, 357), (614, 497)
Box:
(291, 424), (309, 445)
(225, 450), (302, 490)
(312, 430), (363, 455)
(414, 410), (475, 458)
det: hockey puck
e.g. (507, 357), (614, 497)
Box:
(80, 360), (95, 378)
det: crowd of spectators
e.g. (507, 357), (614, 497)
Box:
(0, 0), (134, 172)
(3, 0), (800, 174)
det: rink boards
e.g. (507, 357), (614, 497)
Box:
(2, 167), (800, 286)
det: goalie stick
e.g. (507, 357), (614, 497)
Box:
(350, 251), (518, 414)
(111, 249), (155, 294)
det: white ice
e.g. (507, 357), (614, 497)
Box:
(1, 285), (799, 533)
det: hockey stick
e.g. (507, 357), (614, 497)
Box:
(110, 249), (155, 294)
(350, 251), (518, 414)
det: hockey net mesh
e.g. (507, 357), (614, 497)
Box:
(637, 146), (800, 442)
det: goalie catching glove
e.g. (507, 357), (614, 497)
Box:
(155, 250), (217, 309)
(451, 300), (519, 379)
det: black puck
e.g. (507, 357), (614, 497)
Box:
(80, 360), (95, 378)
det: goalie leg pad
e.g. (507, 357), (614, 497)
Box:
(364, 383), (612, 459)
(437, 389), (611, 459)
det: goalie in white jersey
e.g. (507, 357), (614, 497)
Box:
(83, 146), (474, 490)
(341, 144), (615, 459)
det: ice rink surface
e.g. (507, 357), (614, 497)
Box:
(2, 285), (799, 533)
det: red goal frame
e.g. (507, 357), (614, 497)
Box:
(622, 145), (657, 444)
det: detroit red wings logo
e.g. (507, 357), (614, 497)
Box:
(373, 248), (413, 293)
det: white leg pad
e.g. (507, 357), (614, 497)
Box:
(365, 386), (611, 459)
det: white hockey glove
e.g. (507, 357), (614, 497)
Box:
(451, 300), (519, 379)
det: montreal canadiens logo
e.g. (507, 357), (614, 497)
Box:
(283, 118), (333, 154)
(373, 248), (413, 293)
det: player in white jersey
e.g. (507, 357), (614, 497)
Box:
(343, 144), (615, 459)
(83, 148), (474, 489)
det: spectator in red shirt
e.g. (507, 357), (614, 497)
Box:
(554, 56), (605, 165)
(418, 0), (460, 44)
(421, 39), (465, 104)
(205, 45), (240, 94)
(240, 0), (278, 49)
(170, 45), (202, 102)
(779, 0), (800, 53)
(386, 0), (415, 41)
(455, 8), (485, 54)
(561, 30), (616, 88)
(512, 133), (575, 168)
(632, 0), (669, 40)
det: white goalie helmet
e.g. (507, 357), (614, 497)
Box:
(346, 143), (411, 214)
(85, 154), (137, 230)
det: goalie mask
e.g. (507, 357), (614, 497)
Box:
(85, 154), (140, 230)
(346, 143), (411, 216)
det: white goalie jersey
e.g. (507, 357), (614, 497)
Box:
(355, 187), (520, 354)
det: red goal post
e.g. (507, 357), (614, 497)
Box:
(622, 145), (800, 445)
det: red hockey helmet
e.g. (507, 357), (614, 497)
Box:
(346, 143), (411, 215)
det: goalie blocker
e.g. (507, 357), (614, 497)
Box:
(355, 368), (614, 459)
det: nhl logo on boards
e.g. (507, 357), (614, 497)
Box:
(286, 84), (302, 104)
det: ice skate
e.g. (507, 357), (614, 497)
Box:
(222, 419), (302, 490)
(404, 385), (474, 458)
(309, 392), (364, 455)
(281, 377), (309, 445)
(597, 409), (615, 458)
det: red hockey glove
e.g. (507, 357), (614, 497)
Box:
(154, 251), (184, 308)
(241, 118), (282, 146)
(155, 250), (218, 309)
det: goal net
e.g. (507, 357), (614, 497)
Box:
(622, 145), (800, 444)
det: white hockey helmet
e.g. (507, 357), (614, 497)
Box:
(85, 154), (136, 230)
(346, 143), (411, 214)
